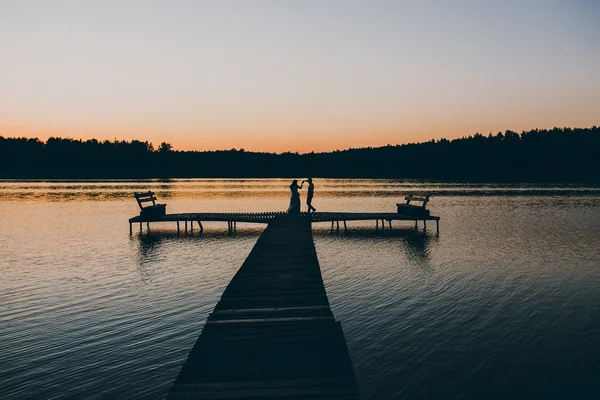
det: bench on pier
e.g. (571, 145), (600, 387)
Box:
(397, 193), (431, 217)
(134, 191), (166, 218)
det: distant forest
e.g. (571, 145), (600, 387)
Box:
(1, 126), (599, 182)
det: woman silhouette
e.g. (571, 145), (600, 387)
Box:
(287, 179), (303, 214)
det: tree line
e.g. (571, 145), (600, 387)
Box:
(0, 126), (598, 182)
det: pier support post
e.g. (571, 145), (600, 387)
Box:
(343, 220), (347, 233)
(198, 221), (203, 233)
(177, 221), (180, 234)
(388, 220), (392, 230)
(436, 219), (439, 236)
(129, 222), (132, 235)
(331, 221), (334, 229)
(376, 219), (379, 230)
(147, 222), (150, 230)
(336, 221), (340, 233)
(415, 220), (418, 230)
(139, 221), (142, 232)
(424, 220), (427, 230)
(191, 220), (194, 233)
(381, 219), (385, 231)
(185, 221), (188, 232)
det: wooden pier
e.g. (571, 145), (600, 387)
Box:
(129, 211), (440, 235)
(168, 215), (360, 399)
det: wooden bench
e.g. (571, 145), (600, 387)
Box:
(397, 193), (431, 217)
(134, 191), (166, 218)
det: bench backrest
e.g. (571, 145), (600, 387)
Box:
(405, 193), (431, 208)
(134, 191), (157, 210)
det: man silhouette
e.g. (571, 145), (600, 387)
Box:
(303, 178), (317, 213)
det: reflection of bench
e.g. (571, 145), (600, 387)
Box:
(134, 191), (166, 218)
(397, 194), (431, 217)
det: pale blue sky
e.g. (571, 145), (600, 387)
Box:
(1, 0), (598, 151)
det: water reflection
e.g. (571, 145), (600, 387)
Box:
(2, 180), (600, 399)
(398, 229), (433, 267)
(136, 228), (261, 243)
(314, 226), (435, 269)
(134, 224), (436, 276)
(1, 179), (599, 202)
(135, 232), (168, 265)
(135, 229), (262, 260)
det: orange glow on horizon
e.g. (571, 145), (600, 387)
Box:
(2, 2), (599, 156)
(2, 120), (599, 154)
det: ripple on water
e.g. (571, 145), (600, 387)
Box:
(1, 181), (600, 399)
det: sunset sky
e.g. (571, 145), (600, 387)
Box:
(1, 0), (599, 152)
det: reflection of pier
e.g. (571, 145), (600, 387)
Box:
(168, 215), (360, 399)
(129, 211), (440, 235)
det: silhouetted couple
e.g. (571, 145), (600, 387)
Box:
(287, 178), (317, 214)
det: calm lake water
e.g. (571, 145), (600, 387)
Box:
(1, 179), (599, 399)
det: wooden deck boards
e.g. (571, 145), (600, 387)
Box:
(129, 211), (440, 235)
(129, 211), (439, 223)
(168, 215), (360, 400)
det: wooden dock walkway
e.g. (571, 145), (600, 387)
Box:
(129, 211), (440, 234)
(168, 215), (360, 399)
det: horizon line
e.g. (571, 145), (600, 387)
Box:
(1, 124), (598, 155)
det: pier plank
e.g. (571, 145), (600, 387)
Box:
(168, 215), (360, 399)
(130, 210), (440, 235)
(129, 211), (439, 224)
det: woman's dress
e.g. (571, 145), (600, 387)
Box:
(287, 184), (301, 214)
